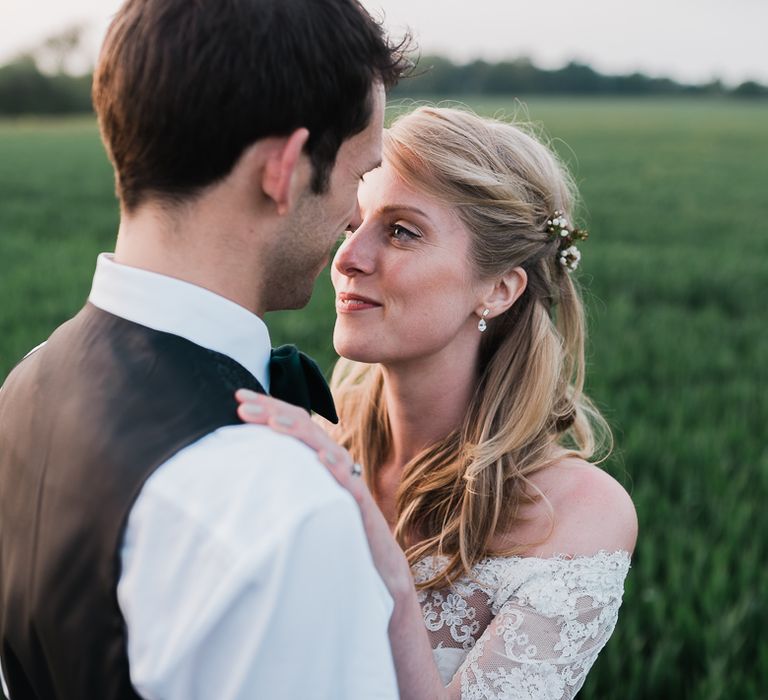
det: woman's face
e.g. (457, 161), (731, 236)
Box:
(331, 161), (486, 367)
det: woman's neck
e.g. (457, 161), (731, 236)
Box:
(380, 345), (480, 470)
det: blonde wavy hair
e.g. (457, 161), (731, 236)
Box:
(330, 106), (611, 589)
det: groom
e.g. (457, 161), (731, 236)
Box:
(0, 1), (409, 698)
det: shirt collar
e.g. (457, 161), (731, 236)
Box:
(88, 253), (271, 391)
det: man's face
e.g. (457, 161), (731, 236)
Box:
(262, 84), (385, 311)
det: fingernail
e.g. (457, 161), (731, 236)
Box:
(324, 452), (337, 464)
(275, 416), (294, 427)
(240, 403), (264, 416)
(237, 389), (262, 401)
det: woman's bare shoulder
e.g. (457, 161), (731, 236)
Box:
(529, 457), (638, 558)
(496, 456), (638, 559)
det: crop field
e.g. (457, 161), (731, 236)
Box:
(1, 98), (767, 698)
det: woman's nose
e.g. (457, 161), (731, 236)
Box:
(333, 223), (377, 277)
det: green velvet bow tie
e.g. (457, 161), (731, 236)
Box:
(269, 345), (338, 424)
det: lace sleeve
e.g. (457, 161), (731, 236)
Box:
(447, 551), (630, 700)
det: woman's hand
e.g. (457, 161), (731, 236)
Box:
(235, 389), (414, 602)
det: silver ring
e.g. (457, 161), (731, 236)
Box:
(350, 462), (363, 477)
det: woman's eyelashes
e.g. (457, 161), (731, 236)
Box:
(343, 221), (421, 243)
(390, 223), (420, 241)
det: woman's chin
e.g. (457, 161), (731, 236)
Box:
(333, 335), (380, 364)
(335, 346), (378, 364)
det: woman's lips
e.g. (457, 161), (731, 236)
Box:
(336, 292), (382, 312)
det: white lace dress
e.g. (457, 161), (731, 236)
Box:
(412, 550), (630, 699)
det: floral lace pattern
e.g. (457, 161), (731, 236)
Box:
(422, 591), (481, 648)
(412, 551), (630, 699)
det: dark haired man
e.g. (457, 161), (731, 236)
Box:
(0, 1), (409, 698)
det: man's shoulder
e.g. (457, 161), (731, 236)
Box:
(21, 340), (48, 361)
(139, 423), (354, 541)
(0, 341), (47, 391)
(1, 308), (89, 396)
(180, 421), (339, 488)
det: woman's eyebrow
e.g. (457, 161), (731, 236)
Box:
(376, 204), (430, 219)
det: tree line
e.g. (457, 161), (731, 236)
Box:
(393, 56), (768, 99)
(1, 51), (766, 116)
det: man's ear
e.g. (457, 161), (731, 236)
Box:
(475, 267), (528, 319)
(261, 128), (310, 216)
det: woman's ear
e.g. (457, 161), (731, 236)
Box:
(476, 267), (528, 319)
(260, 128), (310, 215)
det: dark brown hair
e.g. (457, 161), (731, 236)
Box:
(93, 0), (411, 211)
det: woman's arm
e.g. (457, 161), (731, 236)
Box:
(236, 390), (449, 700)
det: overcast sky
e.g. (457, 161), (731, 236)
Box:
(1, 0), (766, 85)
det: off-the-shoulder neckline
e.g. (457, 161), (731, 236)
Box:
(413, 549), (631, 577)
(477, 549), (630, 565)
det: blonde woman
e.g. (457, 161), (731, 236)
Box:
(237, 106), (637, 699)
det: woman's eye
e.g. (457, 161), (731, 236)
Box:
(391, 223), (419, 241)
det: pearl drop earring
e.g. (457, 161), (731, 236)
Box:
(478, 308), (490, 332)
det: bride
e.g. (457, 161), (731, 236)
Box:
(238, 106), (637, 699)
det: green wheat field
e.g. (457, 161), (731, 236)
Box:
(1, 98), (766, 698)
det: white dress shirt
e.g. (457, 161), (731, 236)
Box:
(83, 254), (397, 700)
